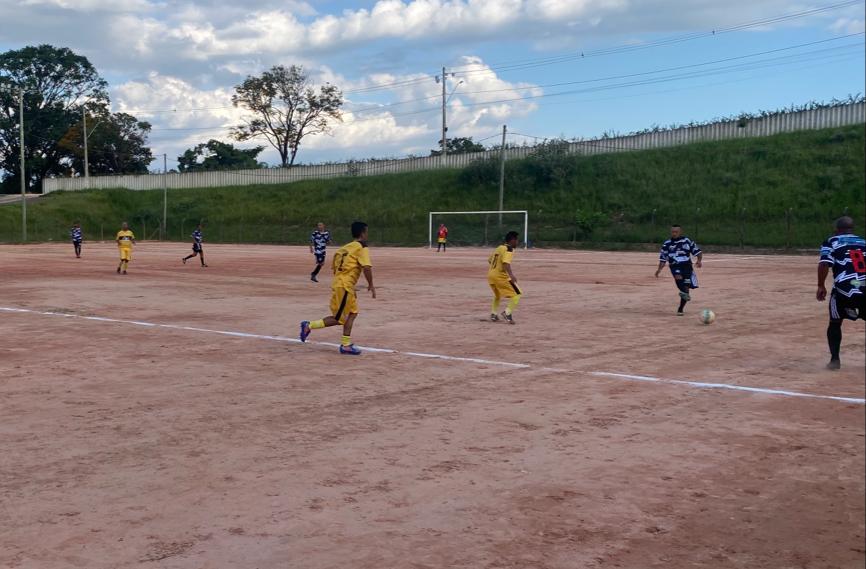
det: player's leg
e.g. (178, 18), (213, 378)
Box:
(339, 313), (362, 355)
(199, 247), (207, 267)
(502, 282), (522, 324)
(117, 249), (124, 273)
(121, 249), (131, 274)
(300, 289), (353, 343)
(489, 283), (501, 320)
(311, 254), (324, 281)
(182, 246), (196, 264)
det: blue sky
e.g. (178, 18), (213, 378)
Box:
(1, 0), (864, 167)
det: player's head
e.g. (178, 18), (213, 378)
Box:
(440, 223), (446, 227)
(504, 231), (519, 247)
(196, 222), (202, 228)
(351, 221), (368, 241)
(835, 216), (854, 234)
(317, 222), (325, 231)
(121, 221), (129, 230)
(670, 224), (682, 239)
(73, 220), (80, 227)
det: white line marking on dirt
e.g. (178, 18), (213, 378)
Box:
(2, 306), (862, 405)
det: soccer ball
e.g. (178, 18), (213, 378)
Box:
(699, 309), (716, 325)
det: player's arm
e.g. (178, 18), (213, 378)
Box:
(817, 262), (831, 301)
(309, 234), (315, 254)
(693, 241), (703, 268)
(363, 266), (376, 299)
(503, 262), (517, 283)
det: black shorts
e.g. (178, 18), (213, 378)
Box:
(193, 243), (202, 253)
(315, 253), (326, 264)
(669, 263), (698, 289)
(830, 291), (865, 321)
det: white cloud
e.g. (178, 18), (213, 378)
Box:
(110, 58), (543, 164)
(830, 17), (866, 35)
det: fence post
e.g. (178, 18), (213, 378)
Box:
(100, 224), (104, 242)
(694, 207), (700, 241)
(786, 208), (792, 250)
(739, 208), (746, 249)
(651, 208), (657, 243)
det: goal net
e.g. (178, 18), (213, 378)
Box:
(428, 210), (528, 249)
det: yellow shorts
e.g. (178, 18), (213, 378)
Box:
(437, 238), (447, 244)
(330, 287), (358, 324)
(119, 247), (132, 261)
(489, 279), (522, 299)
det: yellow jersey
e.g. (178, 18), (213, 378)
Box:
(488, 244), (515, 282)
(116, 230), (135, 248)
(332, 241), (372, 289)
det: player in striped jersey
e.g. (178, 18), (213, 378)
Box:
(309, 222), (332, 282)
(817, 216), (865, 370)
(655, 225), (703, 315)
(70, 221), (82, 258)
(182, 224), (208, 267)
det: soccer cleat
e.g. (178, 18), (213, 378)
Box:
(826, 359), (841, 370)
(122, 271), (128, 275)
(340, 344), (362, 355)
(677, 311), (684, 316)
(311, 274), (318, 283)
(490, 313), (500, 322)
(678, 291), (691, 302)
(117, 266), (121, 274)
(500, 311), (515, 325)
(201, 264), (208, 268)
(182, 257), (187, 265)
(299, 321), (311, 343)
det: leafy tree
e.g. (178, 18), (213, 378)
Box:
(177, 139), (265, 172)
(231, 65), (343, 167)
(59, 111), (153, 175)
(0, 45), (108, 192)
(431, 137), (487, 156)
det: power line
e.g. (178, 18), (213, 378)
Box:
(450, 0), (864, 76)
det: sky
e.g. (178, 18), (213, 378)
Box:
(1, 0), (864, 169)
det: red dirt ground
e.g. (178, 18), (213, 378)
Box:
(1, 242), (863, 569)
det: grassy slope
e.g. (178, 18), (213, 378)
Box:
(1, 125), (863, 248)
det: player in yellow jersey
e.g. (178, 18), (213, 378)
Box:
(300, 221), (376, 355)
(488, 231), (522, 324)
(116, 222), (136, 275)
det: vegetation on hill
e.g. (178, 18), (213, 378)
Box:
(0, 125), (863, 249)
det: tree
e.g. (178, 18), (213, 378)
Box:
(0, 44), (108, 192)
(177, 139), (265, 172)
(231, 65), (343, 167)
(431, 137), (487, 156)
(59, 111), (153, 175)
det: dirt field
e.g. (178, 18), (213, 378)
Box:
(1, 242), (863, 569)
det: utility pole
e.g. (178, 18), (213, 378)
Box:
(83, 106), (89, 187)
(498, 124), (507, 226)
(441, 66), (447, 164)
(19, 89), (26, 242)
(162, 154), (168, 240)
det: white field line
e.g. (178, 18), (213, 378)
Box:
(1, 306), (862, 405)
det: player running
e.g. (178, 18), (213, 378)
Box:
(436, 223), (449, 252)
(116, 222), (136, 275)
(70, 221), (83, 258)
(817, 216), (865, 370)
(300, 221), (376, 355)
(309, 222), (332, 282)
(182, 223), (208, 267)
(655, 225), (703, 315)
(488, 231), (522, 324)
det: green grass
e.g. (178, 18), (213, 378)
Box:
(1, 125), (863, 248)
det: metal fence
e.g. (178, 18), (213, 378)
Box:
(43, 102), (866, 193)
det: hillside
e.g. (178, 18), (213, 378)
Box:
(1, 124), (863, 248)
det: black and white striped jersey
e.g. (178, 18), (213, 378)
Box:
(820, 233), (866, 298)
(192, 229), (203, 244)
(659, 236), (702, 265)
(311, 230), (331, 255)
(70, 227), (82, 242)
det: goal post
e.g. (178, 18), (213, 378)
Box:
(428, 210), (529, 249)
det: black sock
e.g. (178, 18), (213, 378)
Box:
(678, 298), (688, 312)
(312, 264), (322, 277)
(827, 321), (842, 360)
